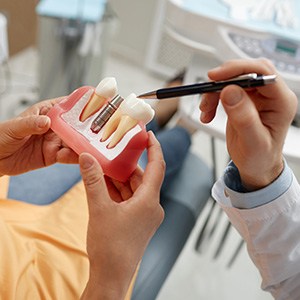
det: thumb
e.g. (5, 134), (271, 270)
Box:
(220, 85), (263, 137)
(79, 153), (110, 208)
(4, 115), (51, 139)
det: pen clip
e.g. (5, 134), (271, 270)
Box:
(224, 73), (258, 82)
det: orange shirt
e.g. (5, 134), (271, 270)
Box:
(0, 176), (134, 299)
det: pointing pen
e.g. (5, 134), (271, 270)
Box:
(137, 73), (277, 100)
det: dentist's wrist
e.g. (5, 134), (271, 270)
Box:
(239, 159), (284, 192)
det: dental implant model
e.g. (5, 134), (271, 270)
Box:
(102, 93), (154, 148)
(47, 77), (154, 182)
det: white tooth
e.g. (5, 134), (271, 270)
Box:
(106, 94), (155, 148)
(119, 93), (155, 124)
(95, 77), (118, 98)
(80, 94), (106, 122)
(107, 115), (138, 149)
(101, 109), (122, 142)
(80, 77), (118, 122)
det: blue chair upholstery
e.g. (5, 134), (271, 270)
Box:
(8, 164), (81, 205)
(132, 152), (213, 300)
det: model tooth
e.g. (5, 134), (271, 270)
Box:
(106, 93), (155, 148)
(119, 93), (155, 125)
(107, 115), (138, 149)
(101, 109), (122, 141)
(80, 77), (118, 122)
(80, 94), (106, 122)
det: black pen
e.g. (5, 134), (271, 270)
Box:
(137, 73), (277, 100)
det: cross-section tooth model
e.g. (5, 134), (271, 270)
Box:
(80, 77), (118, 122)
(101, 109), (122, 141)
(102, 93), (155, 148)
(47, 80), (152, 182)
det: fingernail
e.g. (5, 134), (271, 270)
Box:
(37, 116), (50, 128)
(209, 66), (222, 72)
(148, 130), (155, 138)
(200, 112), (208, 122)
(40, 106), (49, 115)
(80, 153), (94, 169)
(224, 88), (243, 106)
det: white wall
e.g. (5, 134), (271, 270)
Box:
(108, 0), (158, 65)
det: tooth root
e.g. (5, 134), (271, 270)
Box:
(107, 115), (138, 149)
(80, 93), (107, 122)
(101, 110), (122, 141)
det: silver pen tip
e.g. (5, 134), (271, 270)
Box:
(137, 91), (157, 99)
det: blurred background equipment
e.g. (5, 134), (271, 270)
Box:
(0, 12), (9, 120)
(0, 1), (40, 120)
(146, 0), (300, 97)
(0, 13), (9, 64)
(0, 0), (38, 56)
(36, 0), (115, 99)
(0, 12), (9, 89)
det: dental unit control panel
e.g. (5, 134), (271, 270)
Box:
(47, 78), (154, 182)
(228, 33), (300, 74)
(160, 0), (300, 121)
(162, 0), (300, 93)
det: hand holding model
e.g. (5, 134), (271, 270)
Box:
(48, 77), (155, 181)
(0, 98), (78, 176)
(200, 58), (298, 190)
(80, 132), (165, 299)
(0, 96), (165, 299)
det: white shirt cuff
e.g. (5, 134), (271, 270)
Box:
(223, 159), (293, 209)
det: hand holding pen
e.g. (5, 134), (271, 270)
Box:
(137, 73), (276, 100)
(200, 59), (297, 190)
(90, 72), (276, 132)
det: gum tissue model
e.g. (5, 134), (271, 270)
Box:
(47, 78), (155, 182)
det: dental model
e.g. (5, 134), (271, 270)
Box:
(47, 80), (153, 182)
(79, 77), (118, 122)
(102, 93), (155, 148)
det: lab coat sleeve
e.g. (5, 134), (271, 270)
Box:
(212, 172), (300, 300)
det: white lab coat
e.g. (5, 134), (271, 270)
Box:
(212, 172), (300, 300)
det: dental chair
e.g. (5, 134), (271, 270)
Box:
(8, 151), (213, 300)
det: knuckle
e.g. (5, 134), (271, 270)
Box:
(159, 159), (166, 173)
(84, 171), (102, 189)
(257, 58), (276, 72)
(151, 205), (165, 230)
(157, 206), (165, 224)
(154, 141), (163, 153)
(289, 89), (298, 103)
(288, 90), (298, 116)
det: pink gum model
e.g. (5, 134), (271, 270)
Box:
(47, 86), (148, 182)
